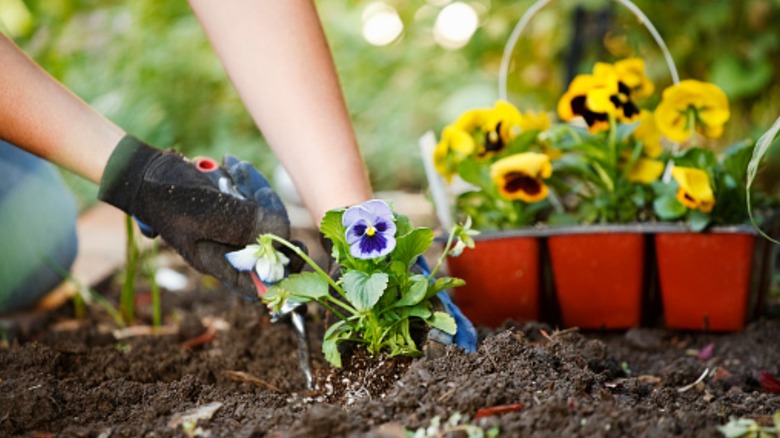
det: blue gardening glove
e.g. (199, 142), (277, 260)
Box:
(98, 135), (294, 299)
(415, 256), (478, 355)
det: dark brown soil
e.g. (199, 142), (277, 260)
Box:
(2, 262), (780, 437)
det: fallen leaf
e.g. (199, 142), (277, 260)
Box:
(113, 325), (178, 339)
(168, 402), (223, 429)
(758, 371), (780, 393)
(637, 375), (662, 385)
(697, 342), (715, 361)
(475, 402), (524, 419)
(225, 371), (282, 393)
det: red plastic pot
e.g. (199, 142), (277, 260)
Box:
(446, 234), (540, 327)
(548, 231), (645, 329)
(655, 232), (756, 331)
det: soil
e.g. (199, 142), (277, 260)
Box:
(2, 255), (780, 437)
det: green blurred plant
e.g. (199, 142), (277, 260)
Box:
(8, 0), (780, 197)
(718, 411), (780, 438)
(407, 412), (500, 438)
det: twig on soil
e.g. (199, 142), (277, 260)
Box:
(475, 403), (524, 419)
(677, 368), (710, 393)
(224, 371), (282, 393)
(180, 327), (217, 349)
(112, 325), (178, 340)
(540, 327), (579, 343)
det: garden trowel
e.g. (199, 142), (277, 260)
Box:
(193, 156), (315, 390)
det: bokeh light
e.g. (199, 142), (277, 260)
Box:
(362, 2), (404, 47)
(433, 2), (479, 50)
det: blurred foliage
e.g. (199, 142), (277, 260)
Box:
(5, 0), (780, 200)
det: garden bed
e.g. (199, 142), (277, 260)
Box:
(2, 259), (780, 437)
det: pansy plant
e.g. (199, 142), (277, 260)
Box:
(227, 199), (475, 368)
(434, 100), (554, 230)
(434, 56), (778, 230)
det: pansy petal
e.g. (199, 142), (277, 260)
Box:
(346, 220), (369, 244)
(225, 245), (261, 271)
(360, 199), (394, 219)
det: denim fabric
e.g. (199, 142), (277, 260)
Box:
(0, 141), (78, 313)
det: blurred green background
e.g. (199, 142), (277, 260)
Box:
(3, 0), (779, 209)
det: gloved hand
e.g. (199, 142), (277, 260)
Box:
(98, 135), (293, 298)
(414, 256), (478, 357)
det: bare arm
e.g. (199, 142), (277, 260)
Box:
(188, 0), (372, 223)
(0, 33), (125, 184)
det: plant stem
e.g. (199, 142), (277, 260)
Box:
(72, 292), (86, 320)
(121, 215), (137, 325)
(266, 234), (346, 297)
(429, 226), (457, 279)
(149, 241), (162, 327)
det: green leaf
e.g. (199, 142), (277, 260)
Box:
(456, 157), (491, 189)
(343, 271), (388, 312)
(320, 209), (347, 258)
(393, 228), (434, 267)
(322, 320), (349, 368)
(393, 275), (428, 307)
(393, 211), (414, 237)
(428, 311), (457, 335)
(428, 277), (465, 299)
(500, 129), (539, 157)
(281, 272), (330, 301)
(653, 195), (686, 220)
(747, 117), (780, 243)
(687, 210), (712, 232)
(720, 140), (753, 183)
(396, 305), (431, 320)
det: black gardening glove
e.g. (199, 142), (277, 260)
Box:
(98, 135), (296, 298)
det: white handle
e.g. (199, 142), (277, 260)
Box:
(498, 0), (680, 102)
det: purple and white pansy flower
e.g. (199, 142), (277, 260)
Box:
(225, 235), (290, 283)
(343, 199), (397, 259)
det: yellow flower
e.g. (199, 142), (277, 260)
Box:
(614, 58), (654, 99)
(654, 80), (730, 143)
(557, 61), (641, 133)
(671, 166), (715, 213)
(479, 100), (523, 156)
(626, 158), (665, 184)
(434, 126), (475, 181)
(518, 110), (551, 132)
(490, 152), (552, 202)
(633, 109), (663, 158)
(452, 107), (490, 132)
(558, 73), (615, 133)
(592, 62), (641, 123)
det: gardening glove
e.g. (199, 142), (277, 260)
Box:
(98, 135), (296, 299)
(414, 256), (478, 358)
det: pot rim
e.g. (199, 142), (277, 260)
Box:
(436, 222), (764, 242)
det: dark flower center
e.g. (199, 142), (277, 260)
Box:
(504, 172), (542, 195)
(483, 122), (505, 154)
(358, 232), (388, 255)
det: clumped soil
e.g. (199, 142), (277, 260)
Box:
(2, 265), (780, 437)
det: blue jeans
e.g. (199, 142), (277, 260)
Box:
(0, 141), (78, 313)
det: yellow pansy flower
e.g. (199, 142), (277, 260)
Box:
(434, 126), (475, 181)
(671, 166), (716, 213)
(633, 109), (663, 158)
(490, 152), (552, 202)
(558, 73), (616, 133)
(614, 57), (654, 99)
(479, 100), (523, 156)
(626, 158), (665, 184)
(654, 80), (730, 143)
(592, 62), (641, 123)
(518, 110), (551, 132)
(558, 60), (642, 133)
